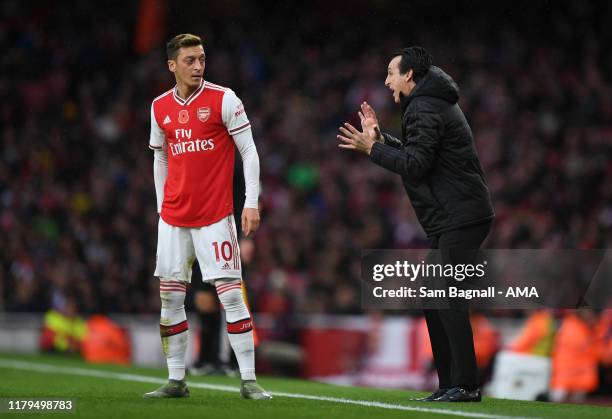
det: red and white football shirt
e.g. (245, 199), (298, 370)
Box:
(149, 80), (251, 227)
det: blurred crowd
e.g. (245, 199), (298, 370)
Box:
(1, 0), (611, 319)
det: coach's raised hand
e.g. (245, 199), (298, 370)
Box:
(359, 101), (383, 143)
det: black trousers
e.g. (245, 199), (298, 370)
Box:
(424, 221), (492, 389)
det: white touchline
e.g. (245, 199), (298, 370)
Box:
(0, 358), (537, 419)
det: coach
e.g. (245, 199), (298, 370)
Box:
(338, 47), (494, 402)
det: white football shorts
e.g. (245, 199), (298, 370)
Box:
(155, 214), (242, 283)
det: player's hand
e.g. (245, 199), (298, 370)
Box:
(241, 207), (260, 237)
(359, 101), (383, 143)
(337, 122), (376, 155)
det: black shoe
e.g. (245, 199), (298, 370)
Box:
(434, 386), (481, 402)
(408, 388), (449, 402)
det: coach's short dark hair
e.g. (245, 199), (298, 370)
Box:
(392, 47), (433, 83)
(166, 34), (203, 60)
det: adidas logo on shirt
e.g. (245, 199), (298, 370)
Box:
(163, 115), (171, 124)
(221, 262), (231, 270)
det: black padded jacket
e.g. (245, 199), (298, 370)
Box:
(369, 66), (494, 237)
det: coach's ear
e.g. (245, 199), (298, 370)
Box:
(167, 60), (176, 73)
(404, 69), (413, 83)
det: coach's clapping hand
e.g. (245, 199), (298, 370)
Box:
(241, 207), (260, 237)
(337, 101), (381, 155)
(359, 101), (383, 143)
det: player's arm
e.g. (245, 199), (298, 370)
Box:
(149, 103), (167, 213)
(222, 90), (261, 237)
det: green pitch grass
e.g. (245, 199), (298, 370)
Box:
(0, 353), (610, 419)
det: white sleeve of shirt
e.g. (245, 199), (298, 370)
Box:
(232, 128), (260, 209)
(222, 90), (259, 209)
(149, 103), (165, 150)
(222, 89), (252, 136)
(153, 149), (168, 213)
(149, 102), (167, 212)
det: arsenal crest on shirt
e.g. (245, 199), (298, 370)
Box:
(197, 107), (211, 122)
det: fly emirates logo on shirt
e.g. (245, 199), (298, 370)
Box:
(169, 128), (214, 157)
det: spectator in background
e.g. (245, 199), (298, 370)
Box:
(509, 310), (557, 356)
(39, 292), (86, 354)
(550, 310), (599, 402)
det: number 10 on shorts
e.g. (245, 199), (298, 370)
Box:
(212, 241), (233, 262)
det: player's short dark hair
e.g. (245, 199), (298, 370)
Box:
(392, 46), (433, 83)
(166, 34), (203, 60)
